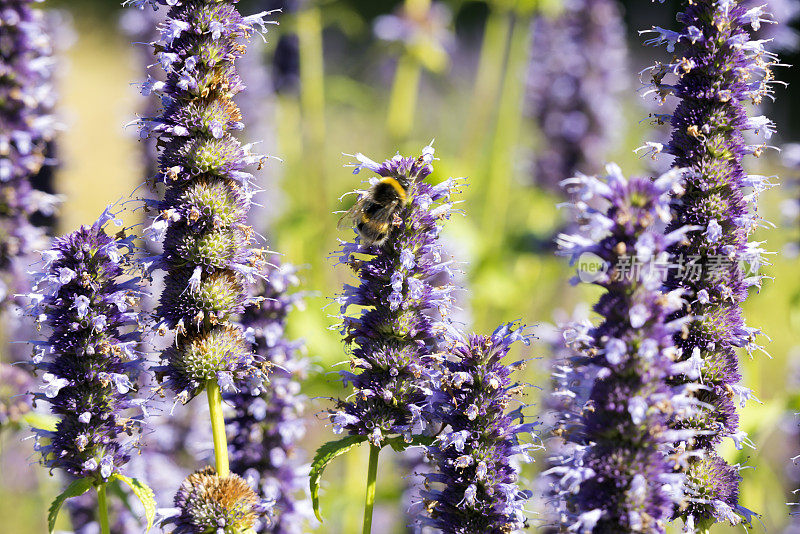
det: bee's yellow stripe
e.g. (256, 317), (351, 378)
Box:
(379, 177), (407, 202)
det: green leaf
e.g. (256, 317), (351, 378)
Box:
(111, 473), (157, 532)
(48, 478), (93, 533)
(310, 434), (367, 523)
(385, 434), (435, 453)
(22, 412), (59, 431)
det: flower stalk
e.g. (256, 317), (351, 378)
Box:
(362, 445), (380, 534)
(207, 379), (230, 478)
(96, 483), (110, 534)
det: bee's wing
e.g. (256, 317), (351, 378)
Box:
(337, 197), (365, 230)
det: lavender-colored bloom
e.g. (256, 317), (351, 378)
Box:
(226, 262), (313, 533)
(134, 0), (274, 403)
(0, 362), (32, 427)
(329, 146), (457, 445)
(550, 166), (696, 533)
(26, 208), (144, 482)
(418, 323), (535, 533)
(641, 0), (778, 525)
(744, 0), (800, 51)
(525, 0), (628, 192)
(0, 0), (61, 306)
(163, 466), (268, 534)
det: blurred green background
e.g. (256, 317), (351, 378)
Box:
(1, 0), (799, 532)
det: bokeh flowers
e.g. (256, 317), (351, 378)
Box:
(526, 0), (628, 192)
(226, 262), (312, 533)
(0, 0), (61, 305)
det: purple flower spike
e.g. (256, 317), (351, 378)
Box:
(549, 166), (696, 533)
(526, 0), (628, 192)
(329, 146), (457, 446)
(134, 0), (276, 402)
(0, 0), (62, 305)
(226, 262), (313, 533)
(26, 208), (144, 482)
(642, 0), (780, 525)
(418, 323), (536, 533)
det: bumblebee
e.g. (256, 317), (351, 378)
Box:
(341, 176), (409, 246)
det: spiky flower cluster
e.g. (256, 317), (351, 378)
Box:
(164, 466), (267, 534)
(0, 362), (32, 428)
(0, 0), (61, 305)
(419, 323), (535, 533)
(330, 146), (457, 446)
(551, 166), (698, 533)
(138, 0), (274, 403)
(27, 208), (143, 482)
(642, 0), (778, 524)
(226, 262), (312, 533)
(525, 0), (628, 192)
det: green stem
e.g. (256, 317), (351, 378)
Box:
(459, 8), (513, 164)
(481, 14), (530, 246)
(297, 5), (327, 209)
(386, 54), (422, 142)
(96, 483), (110, 534)
(361, 445), (380, 534)
(296, 4), (330, 290)
(207, 379), (230, 477)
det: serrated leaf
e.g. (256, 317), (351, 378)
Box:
(310, 434), (367, 523)
(111, 473), (157, 532)
(385, 434), (435, 453)
(48, 478), (93, 533)
(22, 411), (59, 432)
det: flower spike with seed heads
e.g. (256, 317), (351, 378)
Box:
(136, 0), (276, 402)
(329, 145), (458, 446)
(163, 466), (269, 534)
(549, 166), (697, 533)
(643, 0), (780, 525)
(418, 323), (537, 533)
(26, 207), (145, 483)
